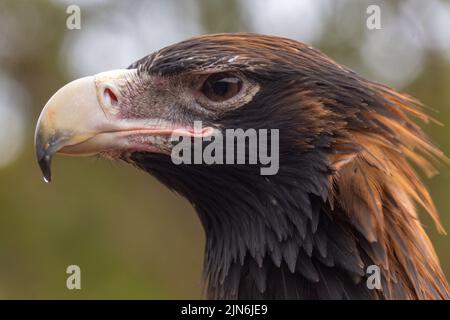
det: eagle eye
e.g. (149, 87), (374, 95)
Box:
(201, 73), (242, 102)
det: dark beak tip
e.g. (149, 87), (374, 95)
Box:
(35, 131), (53, 183)
(36, 141), (52, 183)
(37, 153), (52, 183)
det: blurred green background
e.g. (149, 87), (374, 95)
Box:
(0, 0), (449, 299)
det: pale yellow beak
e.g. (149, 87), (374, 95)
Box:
(35, 68), (215, 182)
(35, 69), (140, 182)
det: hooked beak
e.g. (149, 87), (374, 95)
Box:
(35, 69), (213, 182)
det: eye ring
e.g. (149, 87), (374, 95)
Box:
(201, 73), (243, 102)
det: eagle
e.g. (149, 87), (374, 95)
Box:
(34, 33), (449, 299)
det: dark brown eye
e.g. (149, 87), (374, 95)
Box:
(201, 73), (242, 102)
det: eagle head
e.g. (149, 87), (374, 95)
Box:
(34, 33), (449, 299)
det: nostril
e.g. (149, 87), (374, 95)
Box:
(103, 87), (119, 107)
(98, 83), (121, 115)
